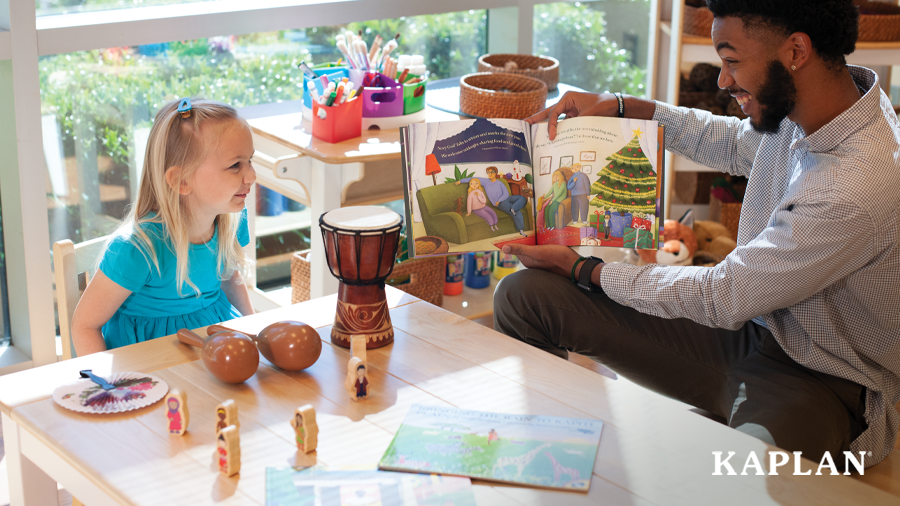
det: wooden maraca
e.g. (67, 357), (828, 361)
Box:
(208, 321), (321, 372)
(176, 328), (259, 384)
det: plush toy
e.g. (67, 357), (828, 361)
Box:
(637, 219), (697, 266)
(694, 220), (737, 259)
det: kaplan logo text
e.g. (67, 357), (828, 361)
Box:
(712, 451), (868, 476)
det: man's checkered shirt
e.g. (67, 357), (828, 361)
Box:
(601, 66), (900, 467)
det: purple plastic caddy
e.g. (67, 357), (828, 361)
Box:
(350, 70), (405, 118)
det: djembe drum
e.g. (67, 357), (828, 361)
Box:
(319, 206), (403, 349)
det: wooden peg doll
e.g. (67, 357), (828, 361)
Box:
(290, 404), (318, 454)
(217, 425), (241, 477)
(350, 335), (367, 362)
(345, 356), (369, 401)
(215, 399), (239, 434)
(165, 388), (189, 436)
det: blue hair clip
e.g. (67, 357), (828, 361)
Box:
(177, 97), (192, 118)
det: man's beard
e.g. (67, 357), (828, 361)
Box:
(750, 60), (797, 134)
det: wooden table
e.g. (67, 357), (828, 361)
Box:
(4, 287), (896, 506)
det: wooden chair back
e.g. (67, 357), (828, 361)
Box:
(53, 237), (108, 361)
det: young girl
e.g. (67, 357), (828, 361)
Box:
(71, 98), (256, 356)
(466, 178), (499, 231)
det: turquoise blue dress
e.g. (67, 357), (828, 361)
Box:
(99, 209), (250, 350)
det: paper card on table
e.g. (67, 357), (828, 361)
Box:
(265, 467), (476, 506)
(378, 404), (603, 492)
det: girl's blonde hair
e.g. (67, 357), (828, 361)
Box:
(467, 178), (482, 194)
(115, 98), (252, 296)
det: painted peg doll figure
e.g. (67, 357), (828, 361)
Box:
(215, 399), (239, 435)
(345, 356), (369, 401)
(291, 404), (318, 453)
(165, 389), (189, 435)
(217, 425), (241, 476)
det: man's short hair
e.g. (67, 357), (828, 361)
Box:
(485, 166), (499, 174)
(705, 0), (858, 69)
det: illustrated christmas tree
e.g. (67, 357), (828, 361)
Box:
(589, 130), (658, 216)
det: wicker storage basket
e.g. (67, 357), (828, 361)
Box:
(291, 249), (445, 307)
(477, 54), (560, 91)
(386, 256), (444, 307)
(856, 1), (900, 41)
(708, 195), (741, 241)
(459, 73), (548, 120)
(291, 250), (312, 304)
(683, 4), (714, 37)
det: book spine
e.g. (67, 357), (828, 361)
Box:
(399, 126), (415, 258)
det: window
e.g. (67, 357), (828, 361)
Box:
(534, 0), (649, 96)
(41, 11), (487, 294)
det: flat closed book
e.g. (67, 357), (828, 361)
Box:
(399, 116), (665, 257)
(378, 404), (604, 492)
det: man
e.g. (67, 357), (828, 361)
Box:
(457, 166), (528, 236)
(495, 0), (900, 468)
(567, 163), (591, 226)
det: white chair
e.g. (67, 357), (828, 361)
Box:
(53, 237), (108, 361)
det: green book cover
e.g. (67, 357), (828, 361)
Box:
(379, 404), (603, 492)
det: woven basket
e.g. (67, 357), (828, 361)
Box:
(386, 256), (444, 307)
(459, 73), (548, 120)
(291, 250), (312, 304)
(708, 195), (741, 241)
(856, 1), (900, 41)
(683, 5), (714, 37)
(291, 249), (445, 307)
(477, 54), (560, 91)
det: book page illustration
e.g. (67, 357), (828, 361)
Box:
(404, 118), (537, 256)
(379, 405), (603, 492)
(531, 117), (662, 250)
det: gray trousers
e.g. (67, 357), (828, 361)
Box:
(494, 269), (867, 464)
(571, 194), (589, 223)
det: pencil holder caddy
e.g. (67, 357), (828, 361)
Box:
(350, 70), (404, 118)
(401, 74), (428, 115)
(312, 97), (363, 144)
(302, 66), (350, 108)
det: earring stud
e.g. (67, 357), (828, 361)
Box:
(791, 65), (797, 71)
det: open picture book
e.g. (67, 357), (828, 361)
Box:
(400, 116), (665, 257)
(378, 404), (603, 492)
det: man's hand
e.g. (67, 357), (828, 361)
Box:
(525, 91), (618, 140)
(525, 91), (657, 140)
(495, 201), (500, 207)
(455, 181), (462, 186)
(501, 244), (581, 279)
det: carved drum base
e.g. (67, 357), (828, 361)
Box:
(331, 283), (394, 349)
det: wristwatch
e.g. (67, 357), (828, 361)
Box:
(577, 256), (604, 292)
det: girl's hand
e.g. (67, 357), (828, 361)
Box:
(467, 212), (471, 216)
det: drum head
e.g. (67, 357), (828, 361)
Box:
(322, 206), (402, 235)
